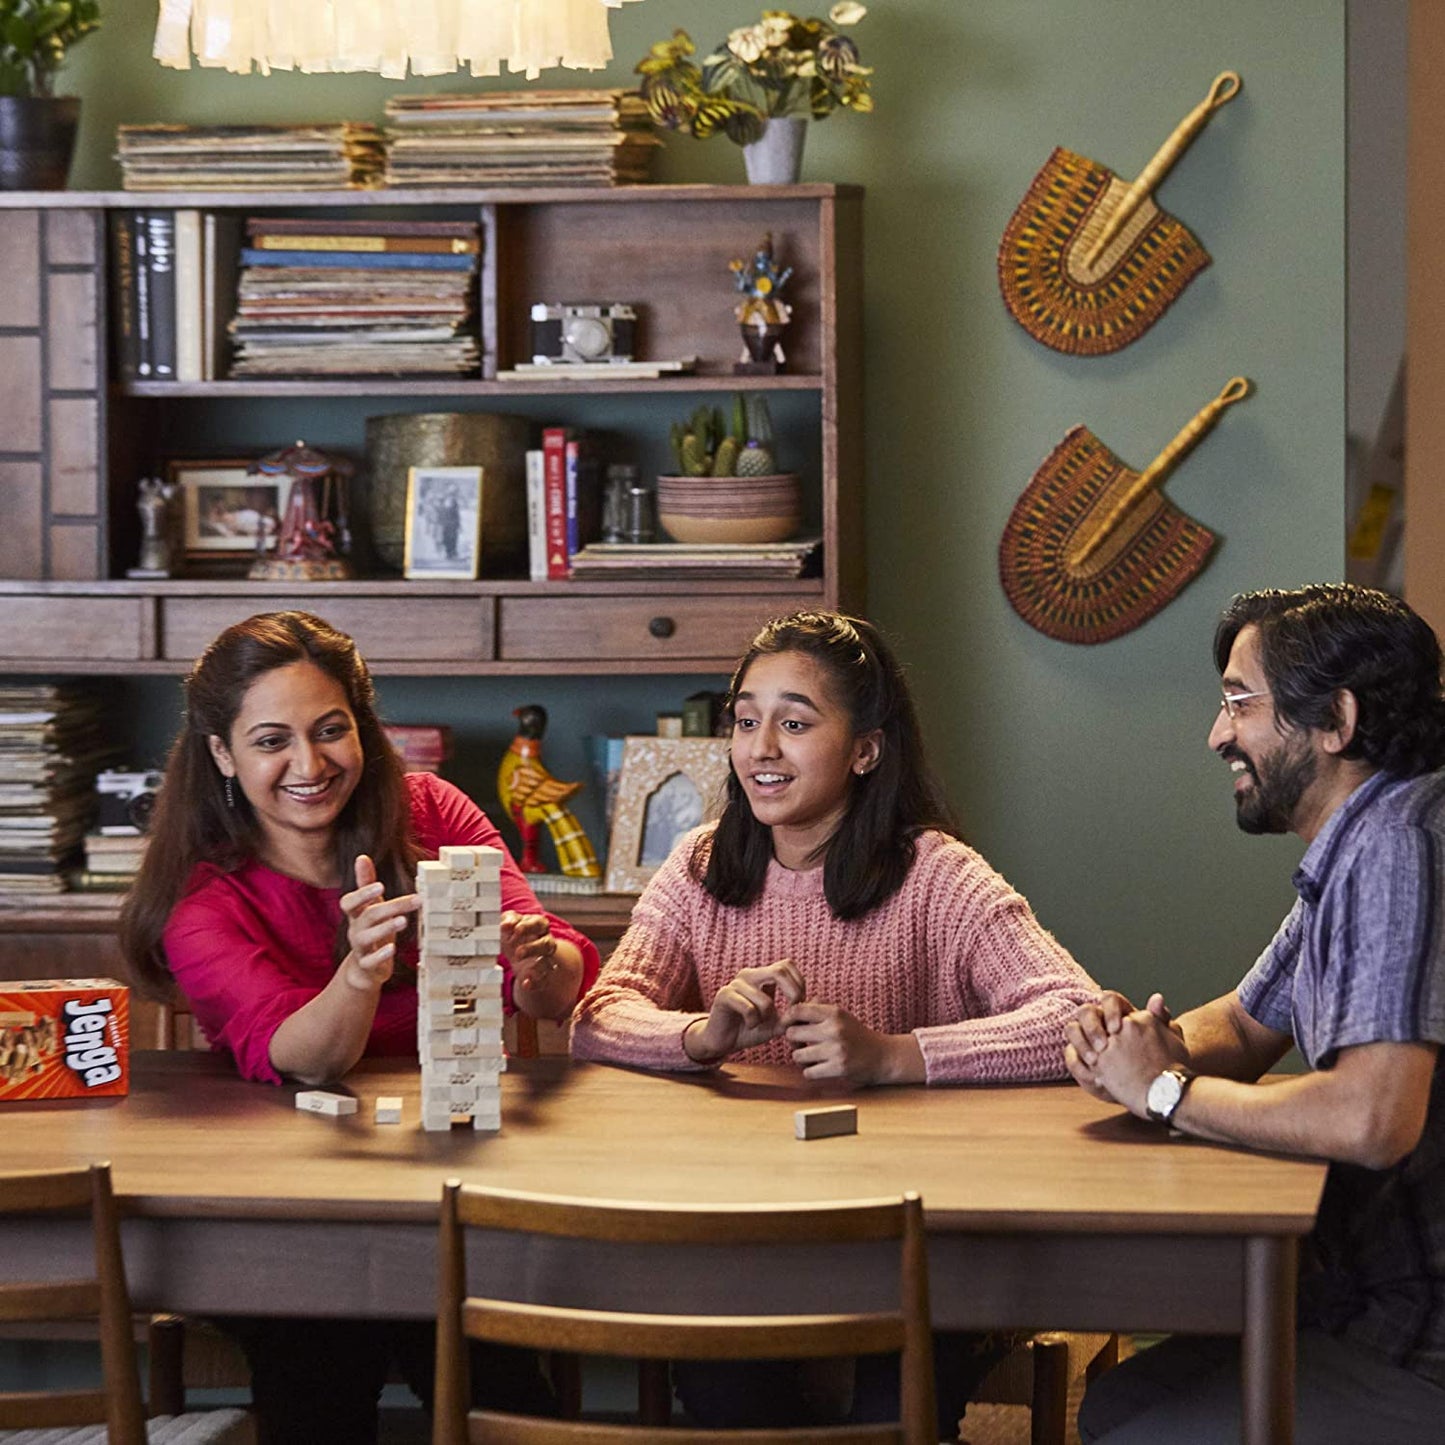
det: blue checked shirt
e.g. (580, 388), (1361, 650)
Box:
(1238, 769), (1445, 1385)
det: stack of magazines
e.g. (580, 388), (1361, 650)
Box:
(382, 89), (658, 187)
(229, 217), (481, 378)
(566, 538), (823, 581)
(0, 684), (113, 894)
(116, 123), (385, 191)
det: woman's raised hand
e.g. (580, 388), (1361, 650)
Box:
(500, 911), (559, 995)
(339, 854), (419, 991)
(683, 960), (807, 1064)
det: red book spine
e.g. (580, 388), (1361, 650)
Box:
(542, 427), (570, 580)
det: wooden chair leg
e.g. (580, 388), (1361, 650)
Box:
(146, 1314), (186, 1417)
(638, 1359), (672, 1426)
(1086, 1332), (1120, 1383)
(549, 1351), (583, 1419)
(1029, 1337), (1070, 1445)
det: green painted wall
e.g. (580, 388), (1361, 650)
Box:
(62, 1), (1344, 1014)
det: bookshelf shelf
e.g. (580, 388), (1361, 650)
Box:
(0, 183), (862, 674)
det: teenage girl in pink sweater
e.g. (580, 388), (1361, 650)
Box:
(571, 610), (1097, 1435)
(572, 610), (1095, 1084)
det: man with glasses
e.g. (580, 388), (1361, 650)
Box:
(1066, 584), (1445, 1443)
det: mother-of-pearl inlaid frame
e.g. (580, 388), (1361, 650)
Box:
(604, 736), (731, 894)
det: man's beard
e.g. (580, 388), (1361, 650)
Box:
(1228, 735), (1318, 834)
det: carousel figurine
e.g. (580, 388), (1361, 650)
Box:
(247, 441), (354, 582)
(730, 232), (794, 375)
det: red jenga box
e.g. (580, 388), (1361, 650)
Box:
(0, 978), (129, 1100)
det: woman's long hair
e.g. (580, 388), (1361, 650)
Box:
(120, 611), (420, 995)
(695, 610), (957, 919)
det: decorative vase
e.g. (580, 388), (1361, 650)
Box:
(365, 411), (530, 575)
(742, 117), (807, 186)
(0, 97), (81, 191)
(656, 472), (801, 545)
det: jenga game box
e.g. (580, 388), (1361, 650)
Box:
(0, 978), (129, 1100)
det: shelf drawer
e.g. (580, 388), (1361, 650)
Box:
(499, 596), (796, 664)
(160, 597), (496, 664)
(0, 598), (147, 661)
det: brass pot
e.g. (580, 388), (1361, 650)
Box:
(365, 412), (529, 576)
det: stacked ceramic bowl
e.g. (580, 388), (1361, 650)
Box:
(655, 473), (801, 545)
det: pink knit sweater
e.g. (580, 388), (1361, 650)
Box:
(572, 827), (1097, 1083)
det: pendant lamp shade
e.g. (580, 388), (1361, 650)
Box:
(154, 0), (645, 81)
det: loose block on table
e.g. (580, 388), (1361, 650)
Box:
(794, 1104), (857, 1140)
(296, 1090), (358, 1117)
(375, 1096), (403, 1125)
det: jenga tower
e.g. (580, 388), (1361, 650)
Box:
(416, 845), (506, 1132)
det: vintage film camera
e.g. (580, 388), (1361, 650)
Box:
(530, 303), (637, 365)
(95, 768), (163, 836)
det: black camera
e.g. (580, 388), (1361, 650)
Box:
(95, 769), (163, 835)
(530, 303), (637, 365)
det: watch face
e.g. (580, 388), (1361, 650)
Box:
(1147, 1069), (1184, 1121)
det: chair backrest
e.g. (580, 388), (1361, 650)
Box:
(433, 1182), (936, 1445)
(0, 1162), (147, 1443)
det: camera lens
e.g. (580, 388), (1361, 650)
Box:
(564, 316), (612, 361)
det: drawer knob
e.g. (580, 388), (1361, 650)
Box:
(648, 615), (676, 640)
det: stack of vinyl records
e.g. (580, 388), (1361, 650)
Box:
(76, 833), (148, 893)
(0, 684), (114, 894)
(229, 217), (481, 378)
(566, 537), (823, 581)
(116, 123), (385, 191)
(382, 90), (658, 187)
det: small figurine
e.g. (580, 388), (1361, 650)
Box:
(730, 232), (794, 374)
(247, 441), (353, 582)
(497, 705), (601, 880)
(127, 476), (176, 579)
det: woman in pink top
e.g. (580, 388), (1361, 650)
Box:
(572, 609), (1097, 1434)
(121, 611), (598, 1443)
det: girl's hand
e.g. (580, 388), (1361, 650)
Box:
(684, 960), (806, 1064)
(785, 1002), (919, 1086)
(500, 911), (559, 996)
(339, 854), (418, 992)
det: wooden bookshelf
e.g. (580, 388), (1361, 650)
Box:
(0, 183), (864, 674)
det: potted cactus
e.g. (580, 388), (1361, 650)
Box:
(657, 394), (800, 544)
(0, 0), (102, 190)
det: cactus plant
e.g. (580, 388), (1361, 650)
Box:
(667, 396), (762, 478)
(738, 394), (777, 475)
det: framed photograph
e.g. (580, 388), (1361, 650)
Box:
(404, 466), (483, 580)
(605, 736), (732, 894)
(170, 460), (289, 558)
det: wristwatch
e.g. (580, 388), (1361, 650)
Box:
(1145, 1066), (1196, 1125)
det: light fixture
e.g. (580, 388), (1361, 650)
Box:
(153, 0), (645, 81)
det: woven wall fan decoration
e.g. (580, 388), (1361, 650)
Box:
(999, 72), (1241, 356)
(1000, 378), (1250, 644)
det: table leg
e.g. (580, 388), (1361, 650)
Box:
(1242, 1235), (1297, 1444)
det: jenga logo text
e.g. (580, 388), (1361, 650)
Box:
(62, 999), (122, 1088)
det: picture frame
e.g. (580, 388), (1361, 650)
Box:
(404, 465), (484, 580)
(604, 736), (732, 894)
(170, 459), (289, 559)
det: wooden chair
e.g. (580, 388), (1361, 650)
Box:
(0, 1161), (249, 1443)
(434, 1183), (937, 1445)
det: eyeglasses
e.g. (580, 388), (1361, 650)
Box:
(1219, 688), (1269, 719)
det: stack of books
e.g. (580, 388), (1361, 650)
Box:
(116, 123), (385, 191)
(76, 834), (148, 893)
(566, 537), (823, 581)
(229, 217), (481, 378)
(0, 685), (113, 895)
(382, 89), (658, 187)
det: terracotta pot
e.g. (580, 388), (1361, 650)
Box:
(657, 472), (801, 544)
(0, 97), (81, 191)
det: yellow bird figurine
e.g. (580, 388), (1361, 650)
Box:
(497, 705), (601, 879)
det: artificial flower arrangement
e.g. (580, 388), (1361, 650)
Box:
(636, 3), (872, 146)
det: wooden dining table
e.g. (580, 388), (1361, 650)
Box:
(3, 1051), (1325, 1443)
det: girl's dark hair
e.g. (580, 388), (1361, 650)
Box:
(1214, 584), (1445, 777)
(695, 610), (957, 919)
(120, 611), (420, 995)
